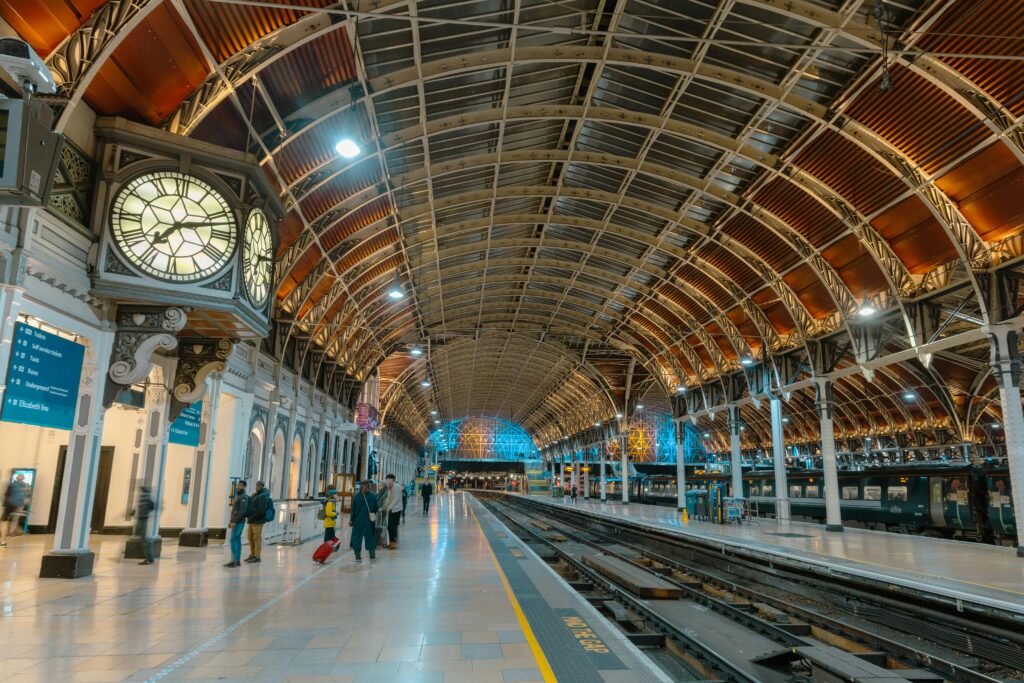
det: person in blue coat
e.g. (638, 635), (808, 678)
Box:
(349, 480), (379, 565)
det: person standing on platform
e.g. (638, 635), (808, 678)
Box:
(420, 481), (433, 515)
(225, 481), (249, 568)
(349, 480), (379, 565)
(323, 489), (339, 543)
(133, 485), (156, 565)
(570, 483), (578, 505)
(1, 473), (30, 548)
(245, 480), (270, 563)
(401, 483), (409, 525)
(382, 474), (403, 549)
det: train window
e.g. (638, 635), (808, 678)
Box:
(863, 486), (882, 501)
(842, 486), (859, 500)
(789, 485), (802, 498)
(887, 486), (908, 502)
(805, 485), (819, 498)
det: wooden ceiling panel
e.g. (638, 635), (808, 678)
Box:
(754, 177), (845, 248)
(845, 64), (989, 175)
(916, 0), (1024, 117)
(783, 263), (835, 318)
(870, 196), (958, 273)
(0, 0), (105, 56)
(936, 142), (1024, 242)
(821, 233), (887, 294)
(84, 3), (209, 125)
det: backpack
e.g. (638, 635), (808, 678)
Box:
(316, 501), (327, 520)
(264, 494), (275, 523)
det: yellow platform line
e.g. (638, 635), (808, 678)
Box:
(471, 505), (558, 683)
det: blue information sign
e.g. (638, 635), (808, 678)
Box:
(169, 400), (202, 447)
(2, 322), (85, 430)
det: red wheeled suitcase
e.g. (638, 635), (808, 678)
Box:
(312, 538), (339, 564)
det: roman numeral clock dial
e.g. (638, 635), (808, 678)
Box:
(242, 208), (273, 308)
(110, 171), (238, 282)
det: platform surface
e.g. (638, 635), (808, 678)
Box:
(521, 495), (1024, 615)
(0, 492), (667, 683)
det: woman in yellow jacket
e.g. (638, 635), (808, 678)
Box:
(323, 489), (339, 543)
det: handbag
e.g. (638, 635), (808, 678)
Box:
(364, 494), (376, 523)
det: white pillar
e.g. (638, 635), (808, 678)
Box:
(990, 326), (1024, 557)
(39, 330), (115, 578)
(126, 358), (176, 559)
(181, 374), (223, 546)
(675, 427), (686, 511)
(816, 379), (843, 531)
(559, 453), (566, 492)
(770, 396), (791, 521)
(570, 455), (578, 493)
(728, 405), (744, 500)
(620, 432), (629, 505)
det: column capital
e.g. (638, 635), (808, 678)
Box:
(989, 325), (1021, 389)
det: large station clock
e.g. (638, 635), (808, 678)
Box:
(242, 208), (273, 307)
(110, 171), (238, 282)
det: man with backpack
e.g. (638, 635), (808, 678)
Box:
(225, 480), (249, 568)
(245, 480), (272, 563)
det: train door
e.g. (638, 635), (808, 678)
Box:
(945, 476), (971, 530)
(928, 477), (945, 527)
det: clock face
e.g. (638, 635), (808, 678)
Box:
(110, 171), (237, 282)
(242, 208), (273, 307)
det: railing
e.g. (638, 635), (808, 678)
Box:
(242, 499), (324, 547)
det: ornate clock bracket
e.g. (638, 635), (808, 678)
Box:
(169, 337), (236, 422)
(103, 306), (189, 408)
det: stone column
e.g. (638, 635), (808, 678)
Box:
(599, 441), (607, 501)
(815, 379), (843, 532)
(728, 405), (744, 500)
(39, 329), (115, 578)
(124, 357), (176, 559)
(989, 325), (1024, 557)
(675, 425), (687, 511)
(180, 374), (224, 547)
(770, 396), (791, 522)
(261, 397), (280, 490)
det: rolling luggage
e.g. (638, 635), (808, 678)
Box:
(312, 538), (340, 564)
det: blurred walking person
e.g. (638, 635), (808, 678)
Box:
(225, 480), (249, 568)
(349, 480), (379, 565)
(1, 472), (30, 548)
(383, 474), (403, 549)
(133, 485), (156, 565)
(323, 489), (340, 543)
(420, 480), (433, 515)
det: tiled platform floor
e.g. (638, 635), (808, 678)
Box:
(527, 494), (1024, 614)
(0, 493), (666, 683)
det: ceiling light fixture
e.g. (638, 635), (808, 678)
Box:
(782, 417), (789, 423)
(386, 272), (404, 300)
(615, 412), (623, 419)
(430, 409), (437, 415)
(740, 355), (755, 366)
(676, 385), (686, 393)
(902, 391), (916, 401)
(420, 380), (431, 387)
(636, 404), (644, 410)
(335, 138), (361, 158)
(857, 290), (877, 318)
(702, 432), (710, 438)
(410, 346), (422, 356)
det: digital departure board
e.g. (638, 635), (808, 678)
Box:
(2, 322), (85, 430)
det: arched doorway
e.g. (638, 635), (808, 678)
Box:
(246, 422), (265, 481)
(270, 430), (285, 497)
(289, 436), (301, 499)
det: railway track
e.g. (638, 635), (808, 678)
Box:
(476, 493), (1024, 683)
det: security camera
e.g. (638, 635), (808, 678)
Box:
(0, 37), (57, 96)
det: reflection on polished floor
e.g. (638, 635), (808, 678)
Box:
(532, 495), (1024, 612)
(0, 494), (545, 683)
